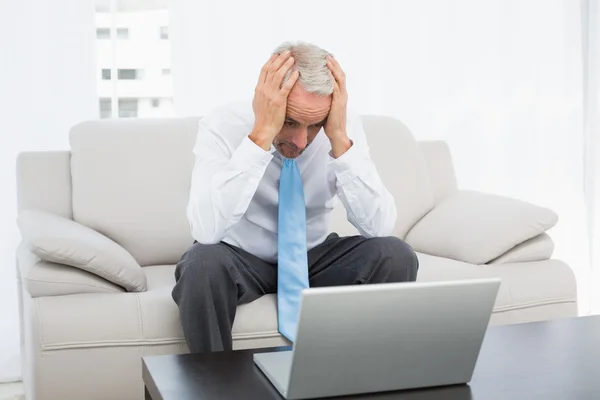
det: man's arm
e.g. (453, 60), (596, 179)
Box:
(188, 51), (299, 243)
(187, 120), (274, 244)
(329, 115), (398, 237)
(324, 55), (396, 237)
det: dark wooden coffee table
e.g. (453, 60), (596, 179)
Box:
(143, 315), (600, 399)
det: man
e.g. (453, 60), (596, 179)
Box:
(172, 41), (419, 353)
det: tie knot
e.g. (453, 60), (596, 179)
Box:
(283, 158), (296, 167)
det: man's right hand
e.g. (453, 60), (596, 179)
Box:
(249, 51), (300, 151)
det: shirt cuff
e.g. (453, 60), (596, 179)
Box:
(328, 140), (369, 186)
(230, 136), (274, 175)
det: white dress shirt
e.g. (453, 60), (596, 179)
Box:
(187, 101), (397, 263)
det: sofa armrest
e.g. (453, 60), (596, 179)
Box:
(17, 209), (147, 292)
(404, 190), (558, 264)
(17, 242), (125, 297)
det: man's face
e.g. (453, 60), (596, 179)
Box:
(274, 84), (332, 159)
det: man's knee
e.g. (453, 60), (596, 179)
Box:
(365, 236), (419, 282)
(173, 243), (234, 300)
(176, 242), (231, 277)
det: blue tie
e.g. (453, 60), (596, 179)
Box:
(277, 158), (310, 342)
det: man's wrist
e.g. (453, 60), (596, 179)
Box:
(248, 129), (273, 151)
(329, 134), (352, 158)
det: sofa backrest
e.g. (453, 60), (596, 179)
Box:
(18, 115), (456, 266)
(69, 118), (200, 266)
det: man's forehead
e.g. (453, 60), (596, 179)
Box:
(285, 102), (331, 126)
(285, 113), (328, 125)
(285, 84), (332, 125)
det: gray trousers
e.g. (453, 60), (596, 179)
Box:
(172, 233), (419, 353)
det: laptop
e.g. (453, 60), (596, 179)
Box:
(253, 278), (501, 399)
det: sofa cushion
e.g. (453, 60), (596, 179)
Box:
(34, 252), (577, 351)
(70, 118), (200, 267)
(415, 252), (577, 321)
(17, 242), (124, 297)
(17, 209), (146, 292)
(35, 265), (286, 351)
(405, 190), (559, 264)
(138, 265), (281, 344)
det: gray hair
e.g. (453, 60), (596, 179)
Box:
(273, 41), (334, 96)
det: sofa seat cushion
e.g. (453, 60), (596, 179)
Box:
(416, 252), (577, 314)
(35, 254), (577, 350)
(142, 265), (281, 344)
(35, 265), (282, 350)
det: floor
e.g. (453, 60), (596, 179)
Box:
(0, 382), (24, 400)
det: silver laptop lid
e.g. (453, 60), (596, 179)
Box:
(286, 278), (500, 399)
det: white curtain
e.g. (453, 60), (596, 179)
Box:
(0, 0), (97, 382)
(584, 0), (600, 312)
(171, 0), (598, 313)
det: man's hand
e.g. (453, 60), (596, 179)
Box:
(325, 55), (352, 158)
(249, 51), (300, 151)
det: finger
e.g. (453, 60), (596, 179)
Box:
(271, 56), (295, 88)
(258, 54), (279, 84)
(281, 70), (300, 96)
(327, 54), (344, 74)
(326, 56), (346, 84)
(326, 60), (344, 83)
(267, 51), (292, 81)
(329, 70), (340, 96)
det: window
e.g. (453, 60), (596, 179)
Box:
(103, 69), (143, 80)
(96, 27), (110, 39)
(118, 98), (138, 118)
(97, 27), (129, 39)
(99, 98), (112, 119)
(116, 27), (129, 39)
(118, 69), (143, 80)
(96, 0), (173, 119)
(159, 26), (169, 40)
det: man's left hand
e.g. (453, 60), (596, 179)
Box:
(324, 55), (352, 158)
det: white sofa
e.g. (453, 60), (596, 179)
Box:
(16, 115), (577, 400)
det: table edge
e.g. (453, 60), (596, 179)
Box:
(142, 359), (164, 400)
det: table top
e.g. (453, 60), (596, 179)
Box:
(143, 315), (600, 400)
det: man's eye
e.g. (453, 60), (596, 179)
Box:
(285, 121), (296, 127)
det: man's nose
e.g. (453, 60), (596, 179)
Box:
(290, 130), (308, 150)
